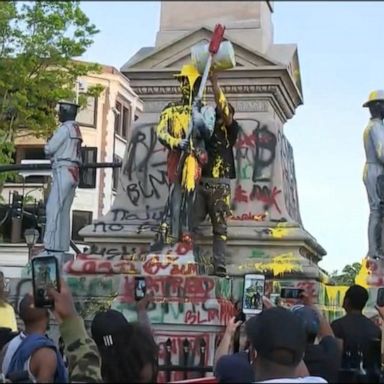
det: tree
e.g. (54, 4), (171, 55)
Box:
(0, 1), (103, 184)
(330, 262), (361, 286)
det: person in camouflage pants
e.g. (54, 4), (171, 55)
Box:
(192, 71), (240, 277)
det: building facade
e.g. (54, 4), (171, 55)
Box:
(0, 64), (143, 277)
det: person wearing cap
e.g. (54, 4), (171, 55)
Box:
(91, 309), (158, 382)
(154, 64), (215, 247)
(245, 307), (327, 383)
(290, 299), (340, 383)
(44, 101), (82, 254)
(362, 90), (384, 260)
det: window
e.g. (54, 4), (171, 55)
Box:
(9, 146), (48, 184)
(72, 210), (93, 242)
(79, 147), (97, 189)
(112, 154), (122, 191)
(114, 98), (131, 140)
(77, 96), (97, 127)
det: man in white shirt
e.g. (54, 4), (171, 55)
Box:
(245, 307), (327, 383)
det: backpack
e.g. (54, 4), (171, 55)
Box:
(6, 334), (68, 383)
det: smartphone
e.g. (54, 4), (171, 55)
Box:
(376, 287), (384, 307)
(242, 274), (265, 315)
(31, 256), (60, 308)
(134, 276), (146, 301)
(280, 288), (304, 300)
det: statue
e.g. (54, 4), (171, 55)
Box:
(153, 64), (215, 248)
(363, 90), (384, 260)
(43, 101), (82, 254)
(192, 71), (240, 276)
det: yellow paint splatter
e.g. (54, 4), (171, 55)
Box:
(181, 153), (198, 192)
(355, 258), (369, 289)
(212, 157), (224, 178)
(252, 252), (302, 276)
(325, 285), (348, 308)
(269, 227), (290, 239)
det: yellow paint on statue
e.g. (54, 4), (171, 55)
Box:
(212, 157), (224, 178)
(325, 285), (348, 307)
(355, 258), (369, 288)
(182, 153), (198, 192)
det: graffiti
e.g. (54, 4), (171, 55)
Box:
(235, 119), (277, 183)
(85, 244), (148, 261)
(230, 212), (266, 221)
(110, 207), (163, 222)
(280, 132), (302, 223)
(250, 185), (282, 213)
(122, 123), (168, 206)
(234, 184), (248, 203)
(64, 259), (139, 275)
(156, 333), (210, 382)
(238, 252), (302, 276)
(142, 255), (197, 276)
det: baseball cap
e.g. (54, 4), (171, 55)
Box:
(215, 352), (254, 383)
(91, 309), (130, 348)
(290, 305), (320, 337)
(245, 307), (306, 366)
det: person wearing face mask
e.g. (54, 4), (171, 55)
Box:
(154, 64), (215, 248)
(363, 90), (384, 260)
(43, 101), (82, 255)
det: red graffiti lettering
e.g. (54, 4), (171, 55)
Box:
(184, 308), (219, 325)
(230, 212), (266, 221)
(234, 185), (248, 203)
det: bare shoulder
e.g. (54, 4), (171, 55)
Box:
(30, 347), (57, 370)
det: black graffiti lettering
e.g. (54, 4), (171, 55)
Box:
(109, 223), (124, 232)
(93, 222), (107, 233)
(252, 125), (276, 182)
(127, 183), (140, 206)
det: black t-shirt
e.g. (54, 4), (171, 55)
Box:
(304, 336), (341, 383)
(331, 313), (381, 368)
(202, 120), (240, 179)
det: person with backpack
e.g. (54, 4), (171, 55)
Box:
(0, 294), (67, 383)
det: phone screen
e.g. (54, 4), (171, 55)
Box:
(31, 256), (60, 308)
(377, 288), (384, 307)
(243, 274), (265, 315)
(280, 288), (304, 300)
(134, 277), (146, 301)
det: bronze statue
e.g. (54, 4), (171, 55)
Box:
(363, 90), (384, 260)
(44, 101), (82, 254)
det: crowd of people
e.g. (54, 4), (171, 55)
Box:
(1, 266), (384, 383)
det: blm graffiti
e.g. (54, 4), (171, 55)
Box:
(92, 117), (302, 232)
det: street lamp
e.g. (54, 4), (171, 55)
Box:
(24, 228), (40, 260)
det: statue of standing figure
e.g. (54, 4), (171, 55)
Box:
(43, 101), (82, 254)
(363, 90), (384, 260)
(153, 64), (215, 248)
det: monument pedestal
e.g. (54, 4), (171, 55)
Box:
(74, 2), (330, 380)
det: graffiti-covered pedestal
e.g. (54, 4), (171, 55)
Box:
(75, 3), (328, 381)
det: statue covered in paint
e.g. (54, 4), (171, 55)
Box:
(363, 90), (384, 260)
(44, 101), (82, 254)
(154, 64), (215, 247)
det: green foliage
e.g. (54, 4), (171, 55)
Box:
(330, 262), (361, 286)
(0, 1), (102, 184)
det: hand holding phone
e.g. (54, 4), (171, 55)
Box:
(31, 256), (60, 308)
(47, 278), (77, 323)
(376, 287), (384, 307)
(243, 274), (265, 315)
(134, 277), (147, 302)
(280, 288), (304, 300)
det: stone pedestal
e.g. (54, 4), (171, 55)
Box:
(73, 3), (328, 380)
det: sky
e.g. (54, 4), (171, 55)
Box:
(78, 1), (384, 273)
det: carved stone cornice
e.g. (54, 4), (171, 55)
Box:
(132, 84), (279, 96)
